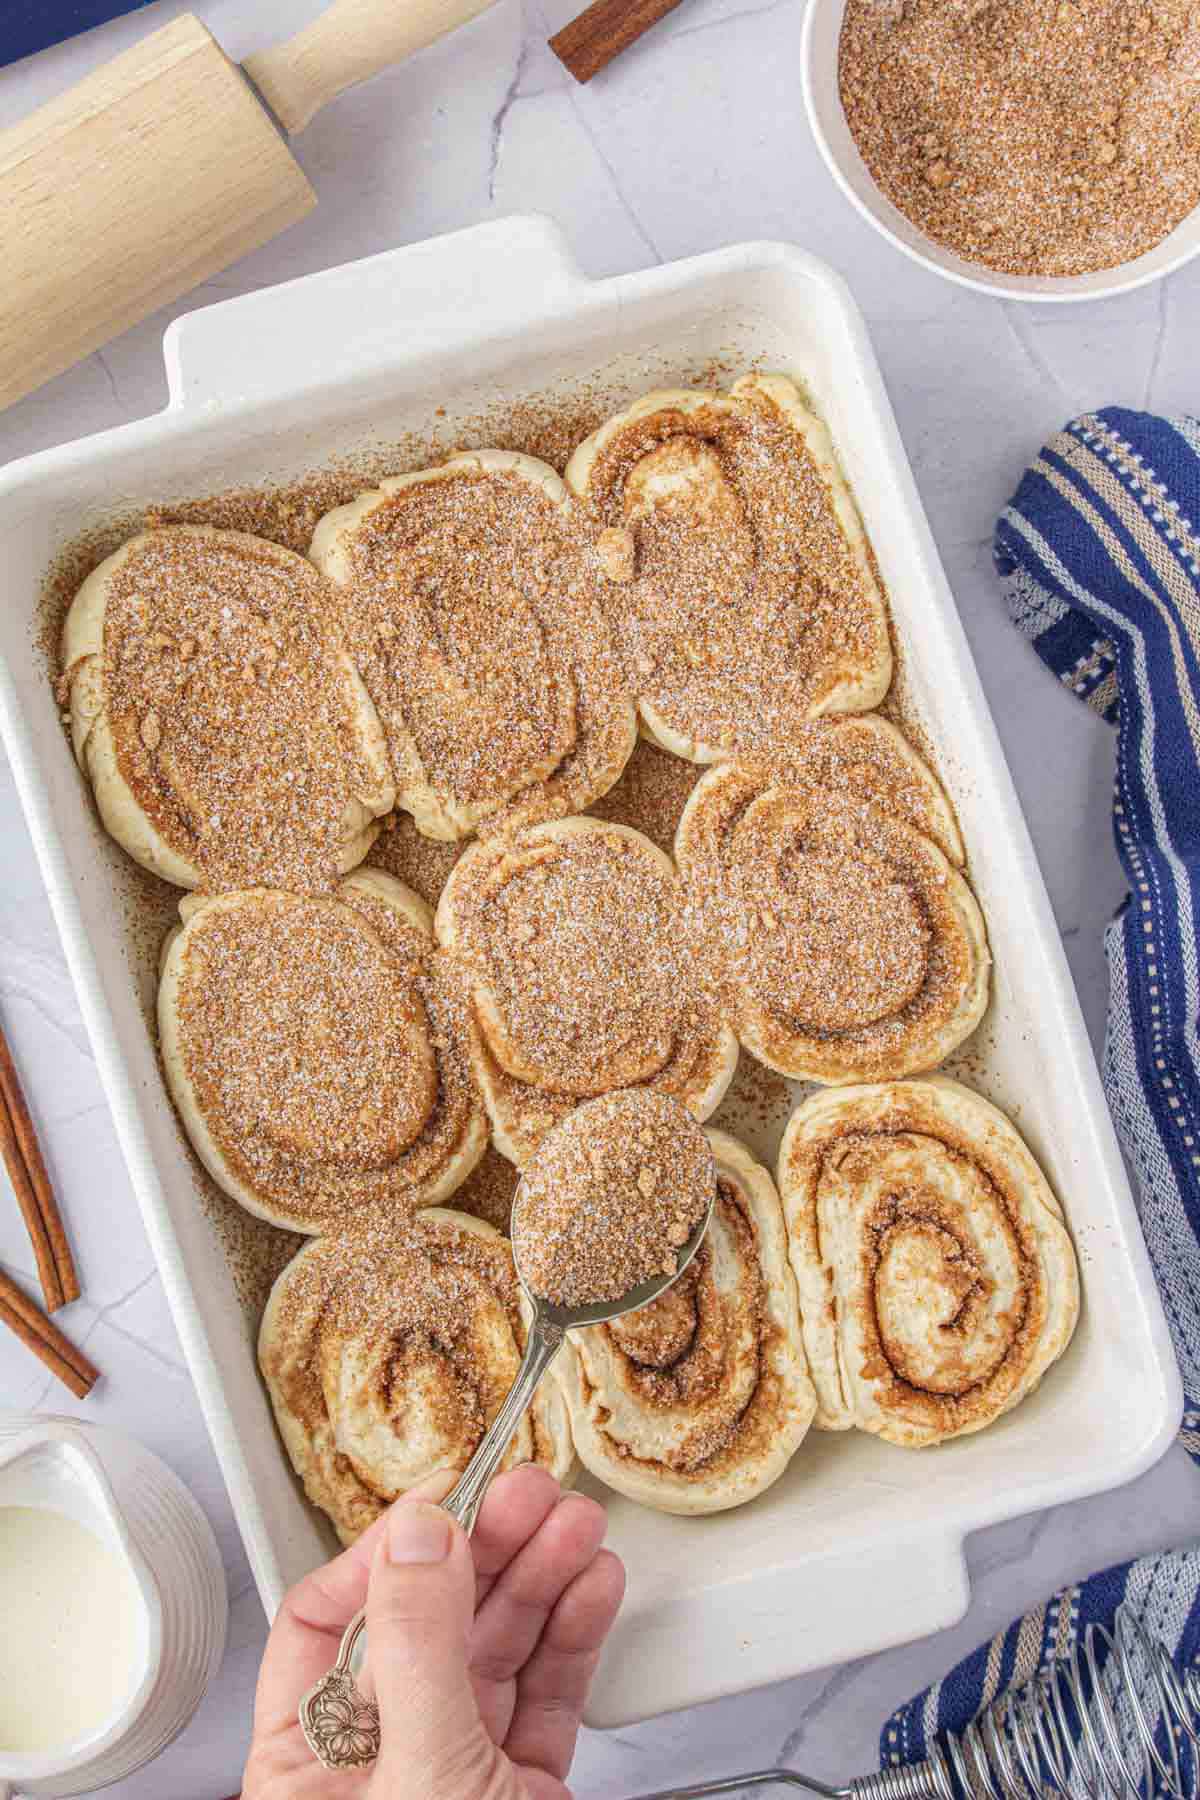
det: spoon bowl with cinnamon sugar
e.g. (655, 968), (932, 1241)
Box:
(299, 1089), (716, 1773)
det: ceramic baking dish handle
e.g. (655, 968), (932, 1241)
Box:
(586, 1531), (969, 1729)
(162, 214), (583, 411)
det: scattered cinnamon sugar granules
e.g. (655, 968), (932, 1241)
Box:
(368, 810), (463, 908)
(587, 738), (700, 853)
(839, 0), (1200, 278)
(175, 895), (432, 1188)
(513, 1090), (716, 1307)
(451, 1144), (521, 1234)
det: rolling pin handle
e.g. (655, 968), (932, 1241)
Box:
(243, 0), (500, 136)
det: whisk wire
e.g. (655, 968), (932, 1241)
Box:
(624, 1607), (1200, 1800)
(980, 1705), (1019, 1800)
(1088, 1627), (1148, 1799)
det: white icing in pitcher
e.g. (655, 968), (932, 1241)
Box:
(0, 1505), (143, 1754)
(0, 1417), (226, 1799)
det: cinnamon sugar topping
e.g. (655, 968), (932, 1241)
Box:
(99, 528), (385, 892)
(259, 1207), (571, 1542)
(171, 886), (481, 1228)
(329, 465), (633, 834)
(514, 1091), (716, 1306)
(840, 0), (1200, 278)
(438, 819), (733, 1158)
(450, 1144), (522, 1234)
(576, 387), (889, 759)
(678, 757), (988, 1082)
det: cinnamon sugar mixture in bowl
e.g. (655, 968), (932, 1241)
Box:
(838, 0), (1200, 279)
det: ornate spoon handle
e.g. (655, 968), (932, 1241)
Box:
(442, 1312), (565, 1531)
(299, 1311), (566, 1770)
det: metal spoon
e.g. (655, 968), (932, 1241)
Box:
(299, 1176), (716, 1771)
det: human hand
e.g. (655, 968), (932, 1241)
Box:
(242, 1466), (625, 1800)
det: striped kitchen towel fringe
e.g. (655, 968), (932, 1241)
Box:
(885, 408), (1200, 1785)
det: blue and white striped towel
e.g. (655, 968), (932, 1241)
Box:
(885, 409), (1200, 1778)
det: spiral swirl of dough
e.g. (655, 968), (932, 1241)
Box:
(675, 719), (989, 1082)
(777, 1078), (1079, 1448)
(61, 525), (394, 891)
(311, 450), (636, 841)
(259, 1207), (575, 1545)
(435, 817), (738, 1165)
(566, 374), (892, 764)
(159, 870), (487, 1232)
(553, 1131), (815, 1513)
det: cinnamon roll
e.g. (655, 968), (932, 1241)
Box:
(553, 1131), (815, 1513)
(310, 450), (637, 841)
(61, 525), (394, 891)
(159, 869), (487, 1231)
(675, 724), (988, 1082)
(259, 1207), (575, 1545)
(434, 817), (738, 1165)
(777, 1079), (1079, 1447)
(565, 374), (892, 764)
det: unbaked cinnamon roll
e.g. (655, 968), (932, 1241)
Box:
(565, 374), (892, 764)
(675, 720), (988, 1082)
(259, 1207), (575, 1545)
(310, 450), (637, 841)
(778, 1078), (1079, 1447)
(435, 817), (738, 1165)
(159, 869), (487, 1231)
(553, 1131), (815, 1513)
(61, 525), (394, 891)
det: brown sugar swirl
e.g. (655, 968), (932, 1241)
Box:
(258, 1207), (574, 1545)
(565, 375), (892, 765)
(61, 525), (394, 892)
(778, 1079), (1079, 1448)
(553, 1130), (816, 1513)
(675, 720), (989, 1083)
(435, 817), (739, 1166)
(158, 870), (487, 1233)
(310, 451), (636, 842)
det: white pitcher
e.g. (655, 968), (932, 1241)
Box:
(0, 1414), (227, 1798)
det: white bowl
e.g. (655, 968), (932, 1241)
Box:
(801, 0), (1200, 303)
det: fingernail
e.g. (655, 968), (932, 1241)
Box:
(387, 1503), (452, 1565)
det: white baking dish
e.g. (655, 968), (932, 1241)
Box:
(0, 215), (1179, 1728)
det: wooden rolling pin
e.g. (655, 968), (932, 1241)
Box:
(0, 0), (496, 411)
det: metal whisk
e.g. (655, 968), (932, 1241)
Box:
(626, 1607), (1200, 1800)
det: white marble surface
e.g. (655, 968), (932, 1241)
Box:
(1, 1), (1198, 1794)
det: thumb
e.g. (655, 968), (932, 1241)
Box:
(366, 1500), (491, 1794)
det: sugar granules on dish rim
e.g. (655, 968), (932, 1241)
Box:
(839, 0), (1200, 278)
(513, 1090), (716, 1308)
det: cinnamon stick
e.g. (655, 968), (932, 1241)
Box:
(549, 0), (687, 83)
(0, 1023), (78, 1310)
(0, 1265), (97, 1399)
